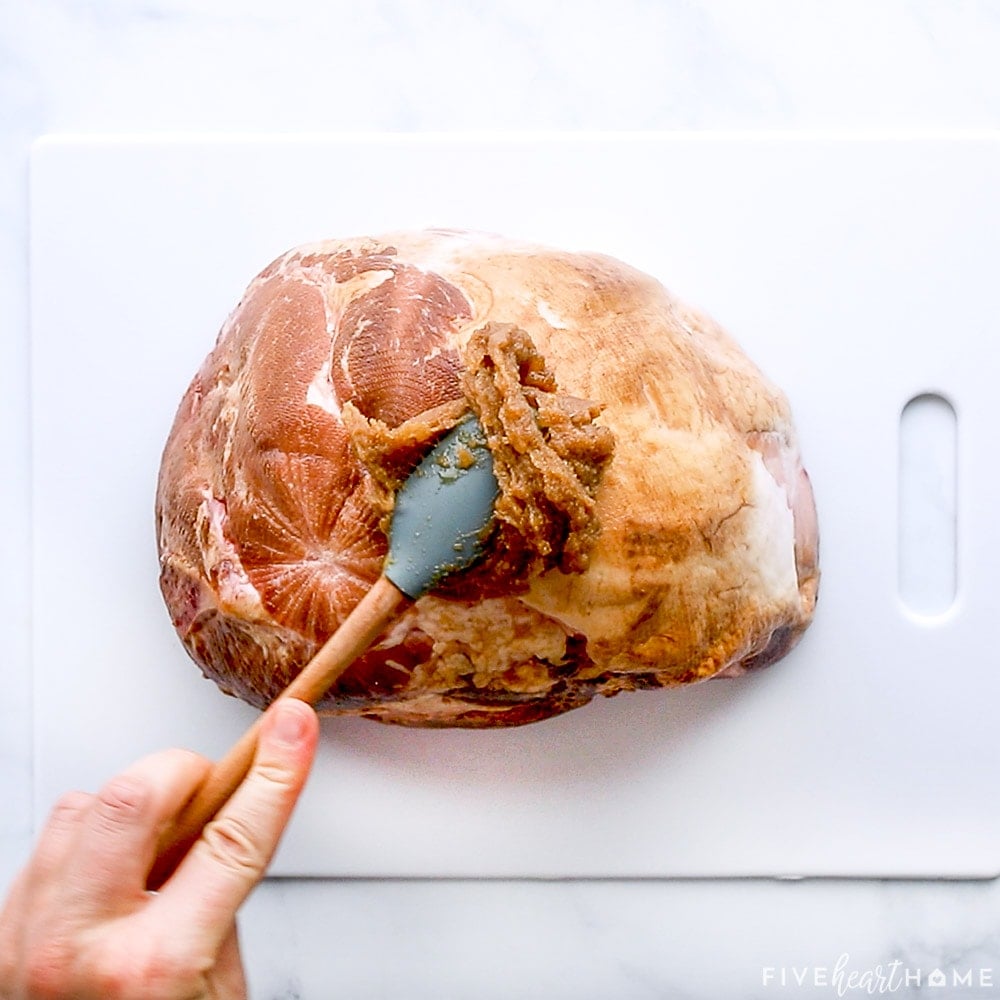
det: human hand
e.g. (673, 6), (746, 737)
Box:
(0, 698), (318, 1000)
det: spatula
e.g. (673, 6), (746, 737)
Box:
(148, 414), (498, 889)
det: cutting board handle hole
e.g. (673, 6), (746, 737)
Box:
(898, 393), (957, 618)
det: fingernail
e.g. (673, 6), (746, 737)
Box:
(271, 700), (307, 746)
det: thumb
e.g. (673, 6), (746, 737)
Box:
(154, 698), (319, 946)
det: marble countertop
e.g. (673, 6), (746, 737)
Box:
(4, 3), (1000, 997)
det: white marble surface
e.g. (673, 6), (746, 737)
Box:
(4, 2), (1000, 997)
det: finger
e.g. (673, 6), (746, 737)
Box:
(212, 923), (247, 997)
(26, 790), (93, 884)
(0, 791), (92, 970)
(156, 699), (318, 949)
(65, 749), (211, 915)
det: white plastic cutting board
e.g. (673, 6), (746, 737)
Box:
(29, 134), (1000, 878)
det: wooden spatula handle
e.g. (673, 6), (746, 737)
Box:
(148, 574), (408, 889)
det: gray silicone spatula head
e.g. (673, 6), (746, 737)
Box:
(383, 414), (500, 600)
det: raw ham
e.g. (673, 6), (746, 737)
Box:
(155, 230), (819, 727)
